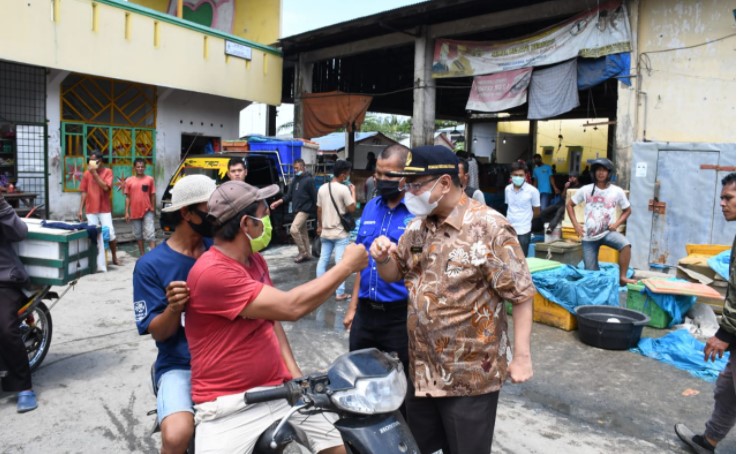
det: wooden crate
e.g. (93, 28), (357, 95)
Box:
(13, 219), (97, 285)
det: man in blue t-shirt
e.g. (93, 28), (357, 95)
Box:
(344, 144), (413, 414)
(133, 174), (216, 454)
(532, 153), (560, 210)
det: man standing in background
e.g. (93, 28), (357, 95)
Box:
(505, 161), (540, 257)
(125, 158), (156, 256)
(316, 159), (355, 301)
(78, 151), (120, 266)
(675, 172), (735, 454)
(226, 157), (247, 182)
(532, 153), (559, 210)
(270, 159), (317, 263)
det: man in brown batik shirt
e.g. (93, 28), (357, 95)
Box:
(371, 145), (534, 454)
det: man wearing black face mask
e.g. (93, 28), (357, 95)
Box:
(344, 144), (413, 414)
(133, 174), (217, 454)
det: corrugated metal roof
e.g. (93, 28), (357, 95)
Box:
(312, 131), (383, 151)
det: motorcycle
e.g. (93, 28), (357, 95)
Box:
(244, 348), (420, 454)
(0, 282), (69, 377)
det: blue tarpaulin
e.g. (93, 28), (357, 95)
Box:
(532, 263), (620, 314)
(707, 249), (732, 281)
(641, 280), (696, 327)
(632, 329), (730, 382)
(578, 52), (632, 90)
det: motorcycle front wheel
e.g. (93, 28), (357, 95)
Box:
(21, 302), (53, 372)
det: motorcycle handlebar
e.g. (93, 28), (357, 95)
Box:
(244, 381), (299, 405)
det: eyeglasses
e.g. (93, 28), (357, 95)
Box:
(399, 176), (440, 193)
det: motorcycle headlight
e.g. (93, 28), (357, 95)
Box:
(330, 366), (407, 415)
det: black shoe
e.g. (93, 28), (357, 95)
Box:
(675, 424), (715, 453)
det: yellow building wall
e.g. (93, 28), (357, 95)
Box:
(635, 0), (735, 143)
(0, 0), (282, 105)
(234, 0), (281, 44)
(537, 119), (609, 171)
(131, 0), (280, 43)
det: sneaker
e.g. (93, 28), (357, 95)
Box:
(17, 390), (38, 413)
(674, 424), (715, 453)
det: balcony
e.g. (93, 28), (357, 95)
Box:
(0, 0), (282, 105)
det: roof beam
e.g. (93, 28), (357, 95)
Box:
(300, 0), (592, 63)
(429, 0), (592, 39)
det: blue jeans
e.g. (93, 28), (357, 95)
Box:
(582, 231), (630, 271)
(539, 192), (552, 210)
(316, 236), (351, 296)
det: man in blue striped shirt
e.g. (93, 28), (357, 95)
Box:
(344, 144), (413, 408)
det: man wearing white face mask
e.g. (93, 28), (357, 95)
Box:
(185, 180), (367, 453)
(369, 145), (534, 454)
(504, 160), (540, 257)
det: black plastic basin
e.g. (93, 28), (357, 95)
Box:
(575, 306), (651, 350)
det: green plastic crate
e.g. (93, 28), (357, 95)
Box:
(626, 283), (671, 329)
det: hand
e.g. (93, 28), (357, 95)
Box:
(124, 213), (130, 223)
(77, 209), (84, 222)
(165, 281), (190, 313)
(343, 306), (356, 331)
(574, 224), (584, 238)
(370, 235), (397, 263)
(340, 243), (369, 273)
(269, 199), (283, 210)
(508, 354), (533, 383)
(608, 224), (619, 232)
(704, 336), (729, 362)
(316, 225), (322, 236)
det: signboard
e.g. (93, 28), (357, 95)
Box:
(432, 0), (630, 78)
(225, 41), (253, 61)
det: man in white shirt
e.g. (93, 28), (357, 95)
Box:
(505, 161), (540, 257)
(567, 158), (636, 286)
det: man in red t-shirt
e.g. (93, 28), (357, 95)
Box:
(78, 151), (120, 266)
(124, 158), (156, 255)
(185, 180), (368, 453)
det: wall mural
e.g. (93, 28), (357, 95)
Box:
(167, 0), (234, 34)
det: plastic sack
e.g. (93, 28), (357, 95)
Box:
(532, 263), (620, 314)
(101, 225), (110, 247)
(707, 249), (732, 281)
(632, 328), (730, 382)
(642, 280), (696, 327)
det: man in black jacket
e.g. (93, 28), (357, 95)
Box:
(0, 194), (37, 413)
(270, 159), (317, 263)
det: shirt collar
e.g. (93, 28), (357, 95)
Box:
(428, 193), (468, 232)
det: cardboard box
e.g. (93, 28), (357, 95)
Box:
(13, 219), (97, 285)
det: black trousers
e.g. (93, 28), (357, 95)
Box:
(349, 298), (409, 416)
(406, 378), (500, 454)
(0, 285), (32, 392)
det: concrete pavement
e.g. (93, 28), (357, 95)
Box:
(0, 242), (734, 453)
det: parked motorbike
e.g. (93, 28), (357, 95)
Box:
(244, 348), (420, 454)
(0, 282), (67, 377)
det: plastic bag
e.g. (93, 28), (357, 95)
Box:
(642, 280), (696, 327)
(632, 328), (730, 382)
(532, 263), (620, 314)
(707, 249), (732, 281)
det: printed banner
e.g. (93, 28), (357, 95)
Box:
(432, 0), (631, 78)
(466, 68), (532, 112)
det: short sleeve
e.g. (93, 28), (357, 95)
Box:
(149, 176), (156, 194)
(482, 223), (535, 305)
(124, 178), (131, 195)
(571, 186), (585, 205)
(531, 187), (541, 207)
(190, 262), (265, 321)
(618, 188), (631, 210)
(132, 261), (167, 335)
(316, 185), (324, 208)
(79, 172), (89, 193)
(393, 218), (422, 279)
(102, 168), (113, 187)
(504, 186), (510, 204)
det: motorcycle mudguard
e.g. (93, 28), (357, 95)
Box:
(334, 411), (420, 454)
(253, 420), (310, 454)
